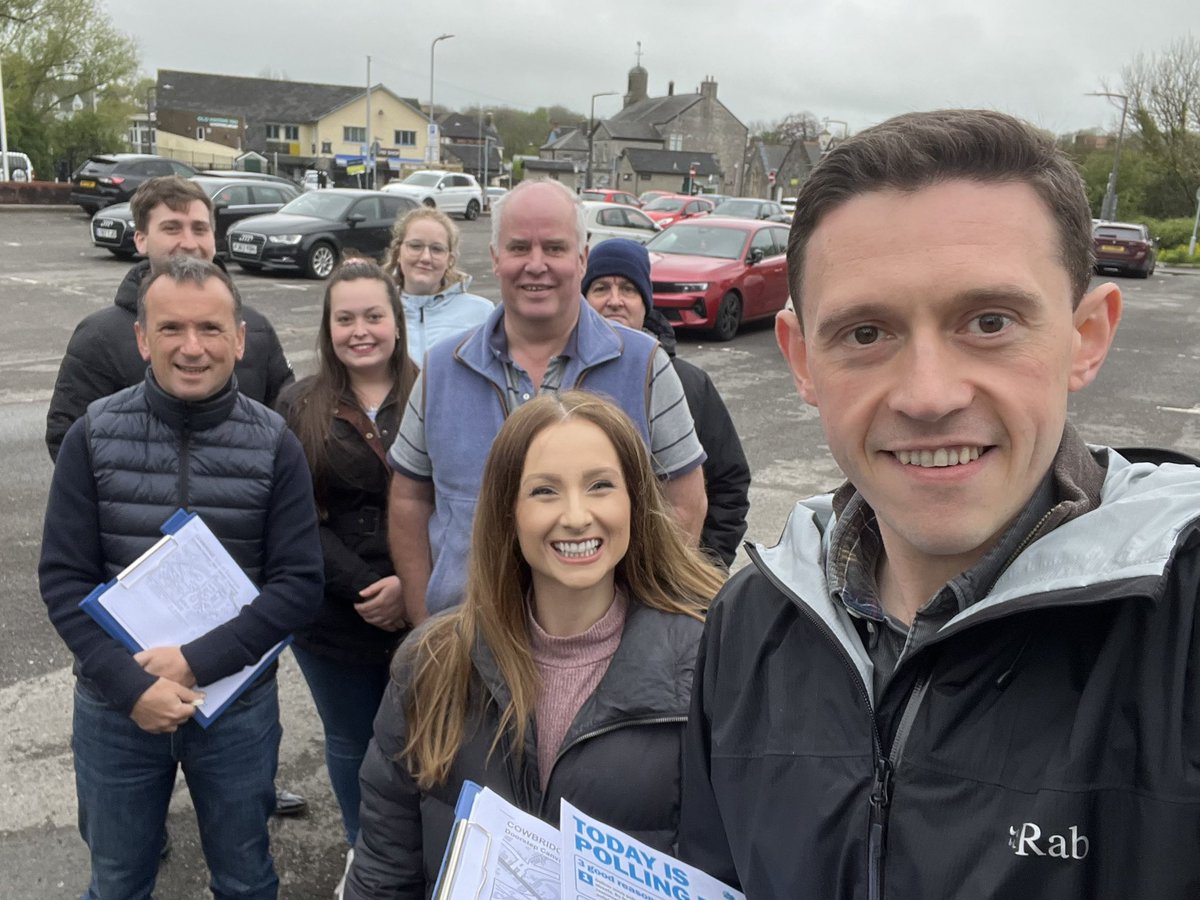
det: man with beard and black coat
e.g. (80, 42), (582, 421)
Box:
(583, 239), (751, 567)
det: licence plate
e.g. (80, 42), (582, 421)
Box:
(80, 179), (96, 188)
(1100, 244), (1124, 253)
(95, 227), (118, 240)
(232, 242), (257, 256)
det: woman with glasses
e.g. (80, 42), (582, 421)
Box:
(384, 207), (493, 361)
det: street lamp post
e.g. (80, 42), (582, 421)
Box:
(144, 87), (154, 155)
(586, 91), (618, 189)
(428, 33), (454, 165)
(1087, 91), (1129, 222)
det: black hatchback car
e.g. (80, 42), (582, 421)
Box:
(227, 189), (417, 279)
(91, 176), (303, 258)
(70, 154), (198, 214)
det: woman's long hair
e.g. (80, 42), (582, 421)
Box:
(384, 206), (469, 294)
(287, 258), (419, 506)
(402, 391), (726, 789)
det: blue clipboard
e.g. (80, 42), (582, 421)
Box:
(431, 780), (486, 900)
(80, 508), (290, 728)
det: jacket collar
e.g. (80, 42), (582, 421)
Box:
(113, 257), (233, 314)
(755, 433), (1200, 695)
(143, 368), (239, 432)
(453, 298), (627, 382)
(471, 600), (695, 738)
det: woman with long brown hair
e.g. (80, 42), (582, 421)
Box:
(276, 258), (419, 883)
(344, 391), (726, 897)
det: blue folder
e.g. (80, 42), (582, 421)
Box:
(80, 508), (290, 728)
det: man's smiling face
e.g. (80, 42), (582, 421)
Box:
(491, 183), (587, 331)
(778, 178), (1116, 577)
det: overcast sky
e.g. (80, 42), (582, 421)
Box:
(106, 0), (1189, 137)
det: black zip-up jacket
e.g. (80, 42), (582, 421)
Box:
(45, 259), (294, 460)
(38, 375), (323, 714)
(346, 602), (703, 899)
(680, 449), (1200, 898)
(277, 378), (405, 666)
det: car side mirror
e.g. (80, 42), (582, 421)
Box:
(347, 213), (366, 226)
(748, 247), (765, 264)
(212, 200), (229, 211)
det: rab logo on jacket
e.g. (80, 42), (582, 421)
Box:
(1008, 823), (1090, 859)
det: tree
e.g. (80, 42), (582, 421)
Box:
(460, 104), (586, 159)
(750, 111), (823, 145)
(1, 0), (140, 176)
(1119, 34), (1200, 218)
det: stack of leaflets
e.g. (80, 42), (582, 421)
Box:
(433, 782), (743, 900)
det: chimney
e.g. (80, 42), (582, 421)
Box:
(668, 81), (674, 96)
(700, 76), (717, 101)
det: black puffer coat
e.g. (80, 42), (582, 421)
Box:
(45, 259), (294, 460)
(278, 378), (405, 666)
(345, 602), (703, 899)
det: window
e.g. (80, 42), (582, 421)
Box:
(266, 124), (300, 141)
(251, 186), (288, 205)
(344, 126), (367, 144)
(598, 209), (623, 227)
(394, 130), (417, 146)
(667, 133), (683, 151)
(213, 185), (252, 206)
(321, 141), (332, 154)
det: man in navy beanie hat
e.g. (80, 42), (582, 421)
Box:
(584, 239), (750, 567)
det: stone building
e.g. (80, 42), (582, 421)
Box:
(588, 64), (748, 195)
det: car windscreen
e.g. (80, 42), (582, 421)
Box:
(1095, 227), (1144, 242)
(79, 159), (118, 176)
(645, 225), (747, 259)
(279, 192), (355, 219)
(403, 172), (442, 187)
(643, 197), (685, 212)
(580, 191), (606, 202)
(713, 200), (761, 217)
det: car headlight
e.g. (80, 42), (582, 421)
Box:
(125, 218), (135, 229)
(677, 282), (709, 292)
(267, 234), (303, 245)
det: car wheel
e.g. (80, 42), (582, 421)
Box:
(463, 200), (480, 221)
(423, 198), (436, 208)
(306, 241), (338, 279)
(710, 291), (742, 342)
(80, 204), (99, 216)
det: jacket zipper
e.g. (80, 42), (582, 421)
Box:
(178, 427), (191, 507)
(746, 544), (935, 900)
(537, 714), (687, 819)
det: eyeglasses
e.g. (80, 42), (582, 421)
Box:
(401, 240), (449, 258)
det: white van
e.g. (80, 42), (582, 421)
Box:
(3, 152), (34, 182)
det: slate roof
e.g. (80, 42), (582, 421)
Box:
(622, 148), (720, 176)
(610, 94), (700, 128)
(757, 142), (789, 172)
(157, 70), (423, 124)
(443, 143), (504, 172)
(523, 158), (578, 173)
(438, 111), (500, 143)
(540, 127), (588, 153)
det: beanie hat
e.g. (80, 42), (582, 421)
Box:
(582, 239), (653, 311)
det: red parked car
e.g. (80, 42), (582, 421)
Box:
(580, 188), (640, 206)
(1093, 221), (1157, 278)
(641, 194), (716, 228)
(646, 217), (791, 341)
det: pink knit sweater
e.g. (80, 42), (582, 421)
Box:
(529, 591), (628, 791)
